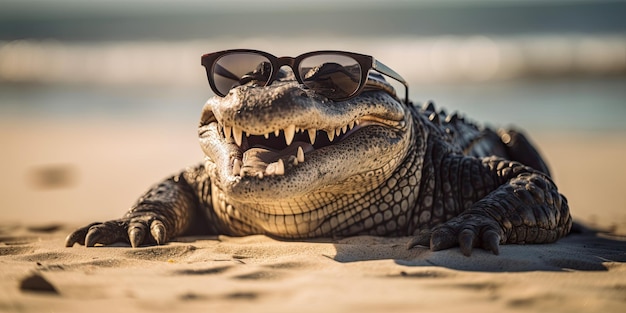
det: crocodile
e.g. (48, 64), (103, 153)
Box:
(66, 60), (572, 256)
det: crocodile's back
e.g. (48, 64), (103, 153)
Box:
(412, 101), (551, 175)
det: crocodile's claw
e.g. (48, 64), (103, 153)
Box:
(408, 213), (503, 256)
(65, 218), (168, 248)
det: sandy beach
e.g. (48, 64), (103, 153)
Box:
(1, 118), (625, 312)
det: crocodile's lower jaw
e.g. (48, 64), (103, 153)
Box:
(200, 118), (412, 204)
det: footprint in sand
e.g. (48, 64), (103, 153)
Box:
(174, 265), (232, 275)
(178, 291), (261, 301)
(0, 245), (34, 256)
(261, 261), (306, 270)
(123, 245), (198, 261)
(394, 270), (452, 279)
(232, 270), (284, 281)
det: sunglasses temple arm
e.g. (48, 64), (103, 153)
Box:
(373, 60), (409, 104)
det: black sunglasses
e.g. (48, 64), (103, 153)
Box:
(201, 49), (409, 104)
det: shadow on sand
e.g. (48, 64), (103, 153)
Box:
(329, 224), (626, 272)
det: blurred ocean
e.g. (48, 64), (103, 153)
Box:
(1, 0), (625, 131)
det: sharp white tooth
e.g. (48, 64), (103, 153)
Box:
(233, 126), (243, 146)
(264, 133), (270, 139)
(276, 159), (285, 175)
(349, 121), (355, 129)
(284, 124), (296, 146)
(224, 125), (232, 139)
(342, 125), (347, 134)
(232, 159), (242, 176)
(257, 172), (264, 179)
(355, 119), (361, 126)
(265, 163), (276, 175)
(246, 131), (251, 137)
(274, 129), (280, 137)
(327, 129), (335, 141)
(335, 127), (341, 136)
(307, 129), (317, 145)
(297, 146), (304, 163)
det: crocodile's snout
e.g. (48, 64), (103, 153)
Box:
(198, 75), (411, 204)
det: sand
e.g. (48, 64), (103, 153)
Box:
(1, 118), (625, 312)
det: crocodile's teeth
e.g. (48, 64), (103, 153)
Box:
(265, 162), (276, 175)
(264, 133), (270, 139)
(297, 146), (304, 163)
(224, 125), (232, 140)
(274, 129), (280, 137)
(284, 124), (296, 146)
(232, 159), (242, 176)
(327, 129), (335, 142)
(342, 125), (347, 134)
(349, 121), (355, 129)
(233, 126), (243, 146)
(307, 129), (317, 145)
(276, 159), (285, 175)
(355, 119), (361, 126)
(257, 172), (264, 179)
(335, 127), (341, 136)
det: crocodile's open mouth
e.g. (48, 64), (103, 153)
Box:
(216, 116), (395, 179)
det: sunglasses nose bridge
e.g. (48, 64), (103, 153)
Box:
(274, 57), (298, 76)
(267, 57), (301, 85)
(275, 57), (296, 69)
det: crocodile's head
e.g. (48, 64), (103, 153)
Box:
(198, 72), (413, 210)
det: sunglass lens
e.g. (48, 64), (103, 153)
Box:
(212, 53), (273, 96)
(298, 54), (362, 100)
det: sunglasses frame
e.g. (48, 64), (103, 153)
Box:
(201, 49), (409, 104)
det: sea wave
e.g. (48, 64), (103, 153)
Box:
(1, 35), (625, 88)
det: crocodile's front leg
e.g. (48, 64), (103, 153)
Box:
(65, 165), (210, 248)
(409, 156), (572, 256)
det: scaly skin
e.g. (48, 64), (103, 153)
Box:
(66, 73), (572, 256)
